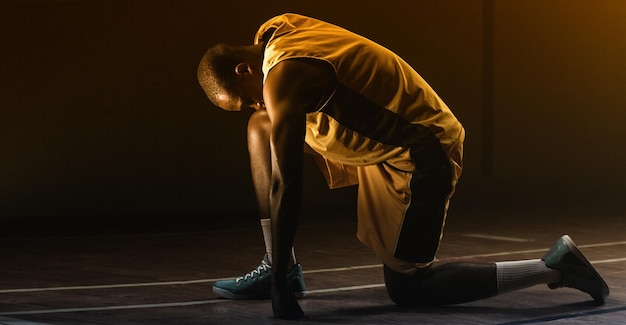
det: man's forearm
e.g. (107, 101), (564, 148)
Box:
(270, 180), (302, 281)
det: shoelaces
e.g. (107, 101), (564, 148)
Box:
(235, 261), (271, 284)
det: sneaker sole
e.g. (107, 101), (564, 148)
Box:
(558, 235), (609, 303)
(212, 286), (307, 300)
(212, 286), (252, 300)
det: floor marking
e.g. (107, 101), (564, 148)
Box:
(307, 283), (385, 294)
(303, 264), (381, 274)
(2, 240), (625, 294)
(463, 234), (533, 242)
(0, 279), (225, 294)
(495, 305), (626, 325)
(444, 248), (549, 260)
(0, 266), (384, 294)
(443, 240), (626, 261)
(579, 241), (626, 248)
(0, 316), (52, 325)
(590, 257), (626, 264)
(0, 284), (388, 316)
(0, 300), (229, 316)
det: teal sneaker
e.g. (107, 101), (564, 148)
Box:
(542, 235), (609, 304)
(212, 255), (307, 299)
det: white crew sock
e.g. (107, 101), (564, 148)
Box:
(260, 218), (273, 264)
(495, 259), (561, 294)
(260, 218), (297, 265)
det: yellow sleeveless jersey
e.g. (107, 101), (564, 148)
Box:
(254, 14), (464, 169)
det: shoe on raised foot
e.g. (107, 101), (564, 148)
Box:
(212, 255), (307, 300)
(541, 235), (609, 304)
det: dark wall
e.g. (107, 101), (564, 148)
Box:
(1, 0), (623, 221)
(490, 1), (626, 208)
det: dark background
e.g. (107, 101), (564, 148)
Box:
(1, 0), (624, 227)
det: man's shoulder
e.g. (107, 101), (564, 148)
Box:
(264, 59), (335, 111)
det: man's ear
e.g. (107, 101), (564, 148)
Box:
(235, 62), (251, 75)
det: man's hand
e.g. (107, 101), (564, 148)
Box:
(272, 280), (304, 320)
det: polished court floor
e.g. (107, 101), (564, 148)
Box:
(1, 203), (625, 324)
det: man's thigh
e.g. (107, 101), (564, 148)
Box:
(356, 154), (455, 275)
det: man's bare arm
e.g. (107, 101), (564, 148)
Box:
(263, 59), (331, 319)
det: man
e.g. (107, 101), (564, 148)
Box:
(197, 13), (609, 319)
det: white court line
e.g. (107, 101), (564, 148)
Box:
(0, 300), (229, 316)
(0, 266), (387, 294)
(1, 242), (625, 316)
(307, 283), (385, 294)
(590, 257), (626, 264)
(0, 279), (224, 294)
(1, 240), (625, 295)
(303, 264), (381, 274)
(463, 234), (534, 242)
(579, 241), (626, 248)
(0, 284), (388, 316)
(0, 315), (52, 325)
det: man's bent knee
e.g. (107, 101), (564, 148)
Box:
(247, 110), (270, 145)
(383, 264), (431, 306)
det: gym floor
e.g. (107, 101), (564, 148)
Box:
(1, 203), (625, 324)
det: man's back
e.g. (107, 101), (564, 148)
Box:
(255, 13), (463, 166)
